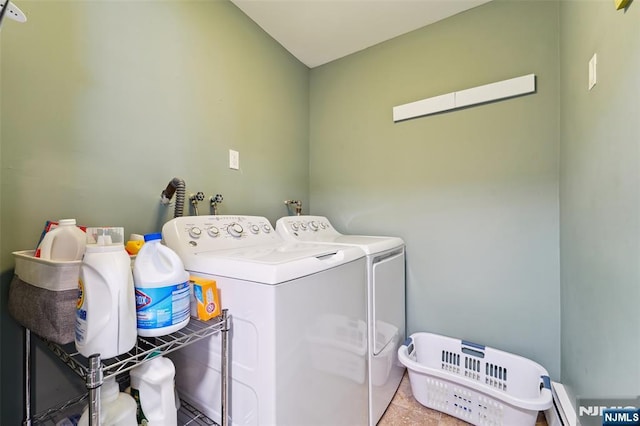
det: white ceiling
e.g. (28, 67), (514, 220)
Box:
(230, 0), (492, 68)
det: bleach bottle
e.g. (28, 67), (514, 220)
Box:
(78, 376), (137, 426)
(75, 228), (137, 359)
(130, 353), (178, 426)
(133, 233), (190, 337)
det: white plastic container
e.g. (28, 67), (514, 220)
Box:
(398, 332), (552, 426)
(78, 376), (137, 426)
(133, 233), (190, 337)
(130, 354), (178, 426)
(36, 219), (86, 261)
(75, 228), (137, 359)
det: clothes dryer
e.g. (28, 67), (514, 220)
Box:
(162, 215), (368, 426)
(275, 215), (406, 426)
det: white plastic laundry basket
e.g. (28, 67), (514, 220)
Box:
(398, 332), (552, 426)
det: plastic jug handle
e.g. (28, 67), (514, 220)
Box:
(37, 232), (55, 259)
(159, 245), (186, 272)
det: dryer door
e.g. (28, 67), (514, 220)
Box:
(372, 249), (406, 356)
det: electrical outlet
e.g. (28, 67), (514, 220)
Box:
(229, 149), (239, 170)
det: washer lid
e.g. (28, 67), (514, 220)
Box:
(277, 233), (404, 255)
(303, 235), (404, 255)
(184, 242), (365, 284)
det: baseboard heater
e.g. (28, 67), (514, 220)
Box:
(545, 381), (578, 426)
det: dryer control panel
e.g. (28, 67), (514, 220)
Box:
(162, 215), (281, 257)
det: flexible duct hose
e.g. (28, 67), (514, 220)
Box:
(0, 0), (9, 27)
(161, 177), (186, 218)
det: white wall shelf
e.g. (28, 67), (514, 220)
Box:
(393, 74), (536, 122)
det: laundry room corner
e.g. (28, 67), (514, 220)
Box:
(2, 0), (638, 423)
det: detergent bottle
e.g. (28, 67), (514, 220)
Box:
(130, 353), (178, 426)
(77, 376), (137, 426)
(133, 233), (190, 337)
(75, 227), (137, 359)
(36, 218), (86, 261)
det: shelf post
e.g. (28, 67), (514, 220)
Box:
(221, 309), (230, 426)
(86, 355), (103, 426)
(23, 328), (32, 426)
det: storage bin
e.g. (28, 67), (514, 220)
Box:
(398, 332), (552, 426)
(8, 250), (80, 344)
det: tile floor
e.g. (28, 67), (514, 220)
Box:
(378, 373), (548, 426)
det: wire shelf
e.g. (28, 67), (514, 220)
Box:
(43, 315), (226, 381)
(26, 310), (230, 426)
(32, 395), (221, 426)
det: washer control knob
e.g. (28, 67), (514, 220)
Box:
(300, 222), (308, 230)
(188, 227), (202, 239)
(228, 223), (243, 237)
(262, 223), (272, 233)
(207, 226), (220, 238)
(320, 222), (328, 229)
(309, 221), (319, 231)
(291, 223), (299, 231)
(250, 224), (260, 234)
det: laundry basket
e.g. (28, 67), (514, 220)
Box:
(398, 332), (552, 426)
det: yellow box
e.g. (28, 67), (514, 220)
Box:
(189, 276), (221, 320)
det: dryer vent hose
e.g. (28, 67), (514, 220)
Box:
(160, 177), (186, 218)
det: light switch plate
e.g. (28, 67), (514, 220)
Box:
(229, 149), (239, 170)
(588, 53), (597, 91)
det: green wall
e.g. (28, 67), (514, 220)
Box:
(560, 0), (640, 401)
(310, 0), (561, 379)
(0, 1), (309, 423)
(3, 0), (639, 422)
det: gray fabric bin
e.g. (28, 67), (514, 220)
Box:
(8, 251), (80, 344)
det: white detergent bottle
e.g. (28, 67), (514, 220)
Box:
(130, 353), (178, 426)
(78, 376), (137, 426)
(75, 228), (137, 359)
(37, 218), (86, 261)
(133, 233), (190, 337)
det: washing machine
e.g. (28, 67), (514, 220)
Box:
(275, 215), (406, 426)
(162, 215), (369, 426)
